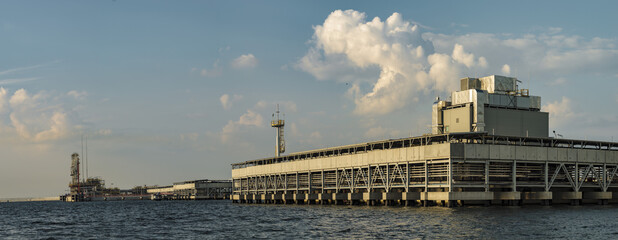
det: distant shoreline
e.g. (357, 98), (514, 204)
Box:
(0, 197), (60, 203)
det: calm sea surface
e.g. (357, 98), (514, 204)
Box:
(1, 200), (618, 239)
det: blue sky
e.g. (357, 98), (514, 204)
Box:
(1, 1), (618, 198)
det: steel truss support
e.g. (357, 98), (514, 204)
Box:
(485, 161), (490, 192)
(512, 160), (517, 192)
(603, 166), (618, 192)
(235, 160), (618, 202)
(576, 165), (593, 192)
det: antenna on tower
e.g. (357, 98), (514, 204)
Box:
(81, 134), (84, 183)
(271, 104), (285, 157)
(85, 135), (88, 181)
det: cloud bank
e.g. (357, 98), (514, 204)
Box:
(543, 97), (575, 129)
(298, 10), (488, 115)
(220, 94), (243, 110)
(232, 54), (258, 69)
(298, 10), (618, 116)
(0, 87), (84, 142)
(221, 109), (264, 143)
(217, 99), (297, 145)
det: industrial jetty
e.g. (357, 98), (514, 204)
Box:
(62, 152), (231, 202)
(231, 75), (618, 207)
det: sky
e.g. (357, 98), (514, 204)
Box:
(1, 1), (618, 198)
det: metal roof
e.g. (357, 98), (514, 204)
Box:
(232, 132), (618, 169)
(173, 179), (232, 185)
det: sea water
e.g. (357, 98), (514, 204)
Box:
(1, 200), (617, 239)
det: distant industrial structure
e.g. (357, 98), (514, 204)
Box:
(147, 179), (232, 200)
(66, 152), (83, 202)
(232, 75), (618, 207)
(62, 150), (231, 202)
(62, 152), (148, 202)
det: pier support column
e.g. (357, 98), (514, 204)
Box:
(553, 192), (582, 205)
(306, 193), (317, 205)
(348, 193), (362, 206)
(420, 192), (429, 207)
(522, 192), (552, 205)
(383, 192), (401, 207)
(403, 192), (420, 207)
(318, 193), (330, 205)
(583, 192), (611, 205)
(283, 193), (294, 204)
(273, 193), (283, 204)
(363, 192), (381, 206)
(332, 193), (346, 205)
(494, 192), (521, 206)
(293, 193), (305, 204)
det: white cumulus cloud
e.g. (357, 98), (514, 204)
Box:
(425, 30), (618, 77)
(501, 64), (511, 75)
(0, 87), (8, 114)
(232, 54), (258, 69)
(31, 112), (69, 142)
(67, 90), (88, 100)
(237, 110), (264, 126)
(221, 109), (264, 143)
(298, 10), (489, 115)
(217, 98), (297, 144)
(9, 88), (34, 107)
(0, 88), (80, 142)
(195, 59), (222, 77)
(543, 97), (575, 129)
(220, 94), (243, 110)
(298, 11), (618, 117)
(452, 43), (486, 68)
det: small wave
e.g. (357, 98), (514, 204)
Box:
(338, 228), (352, 233)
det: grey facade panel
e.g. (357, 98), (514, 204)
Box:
(522, 111), (549, 137)
(450, 143), (465, 158)
(484, 108), (548, 137)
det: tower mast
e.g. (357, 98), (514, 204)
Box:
(70, 152), (81, 201)
(271, 104), (285, 157)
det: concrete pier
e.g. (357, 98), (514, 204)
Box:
(583, 192), (611, 205)
(317, 193), (330, 204)
(283, 193), (294, 204)
(363, 192), (381, 206)
(293, 193), (305, 204)
(332, 193), (346, 205)
(234, 190), (618, 206)
(231, 133), (618, 207)
(348, 193), (363, 205)
(305, 193), (318, 204)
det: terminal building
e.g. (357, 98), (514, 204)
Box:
(231, 75), (618, 206)
(147, 179), (232, 200)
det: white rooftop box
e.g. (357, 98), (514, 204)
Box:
(479, 75), (517, 93)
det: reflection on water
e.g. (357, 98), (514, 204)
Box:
(1, 200), (617, 239)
